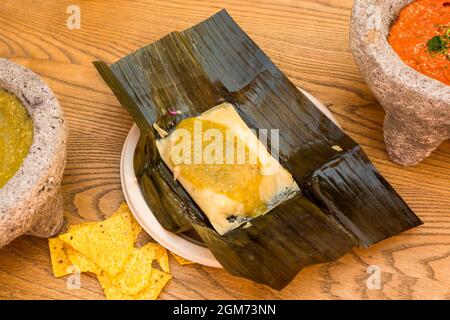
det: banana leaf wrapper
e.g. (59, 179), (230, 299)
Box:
(94, 9), (422, 290)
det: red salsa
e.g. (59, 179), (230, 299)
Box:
(388, 0), (450, 86)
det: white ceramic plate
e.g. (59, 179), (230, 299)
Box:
(120, 89), (340, 268)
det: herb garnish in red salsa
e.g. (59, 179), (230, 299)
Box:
(388, 0), (450, 86)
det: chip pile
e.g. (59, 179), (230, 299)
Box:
(48, 202), (194, 300)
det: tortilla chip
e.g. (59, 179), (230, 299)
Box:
(116, 202), (129, 214)
(59, 212), (134, 276)
(48, 238), (73, 277)
(111, 247), (155, 295)
(143, 242), (170, 273)
(97, 271), (129, 300)
(68, 221), (96, 232)
(66, 245), (101, 274)
(170, 252), (195, 265)
(98, 269), (171, 300)
(139, 269), (172, 300)
(67, 203), (141, 241)
(113, 202), (142, 241)
(130, 216), (142, 241)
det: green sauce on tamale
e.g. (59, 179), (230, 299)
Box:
(156, 103), (299, 235)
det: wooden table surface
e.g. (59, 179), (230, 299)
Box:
(0, 0), (449, 300)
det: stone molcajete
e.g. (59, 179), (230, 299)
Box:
(350, 0), (450, 166)
(0, 59), (67, 248)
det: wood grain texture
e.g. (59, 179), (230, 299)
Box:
(0, 0), (448, 300)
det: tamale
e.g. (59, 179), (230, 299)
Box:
(94, 9), (422, 290)
(155, 102), (299, 235)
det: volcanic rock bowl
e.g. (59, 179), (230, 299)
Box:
(350, 0), (450, 166)
(0, 58), (67, 248)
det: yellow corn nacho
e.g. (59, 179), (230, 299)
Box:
(59, 212), (134, 277)
(68, 221), (96, 232)
(143, 269), (172, 300)
(111, 247), (155, 295)
(48, 238), (73, 278)
(143, 242), (170, 273)
(98, 269), (171, 300)
(66, 245), (101, 274)
(113, 202), (142, 241)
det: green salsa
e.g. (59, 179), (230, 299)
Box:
(0, 89), (33, 188)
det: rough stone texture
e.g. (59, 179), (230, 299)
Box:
(0, 58), (67, 248)
(350, 0), (450, 166)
